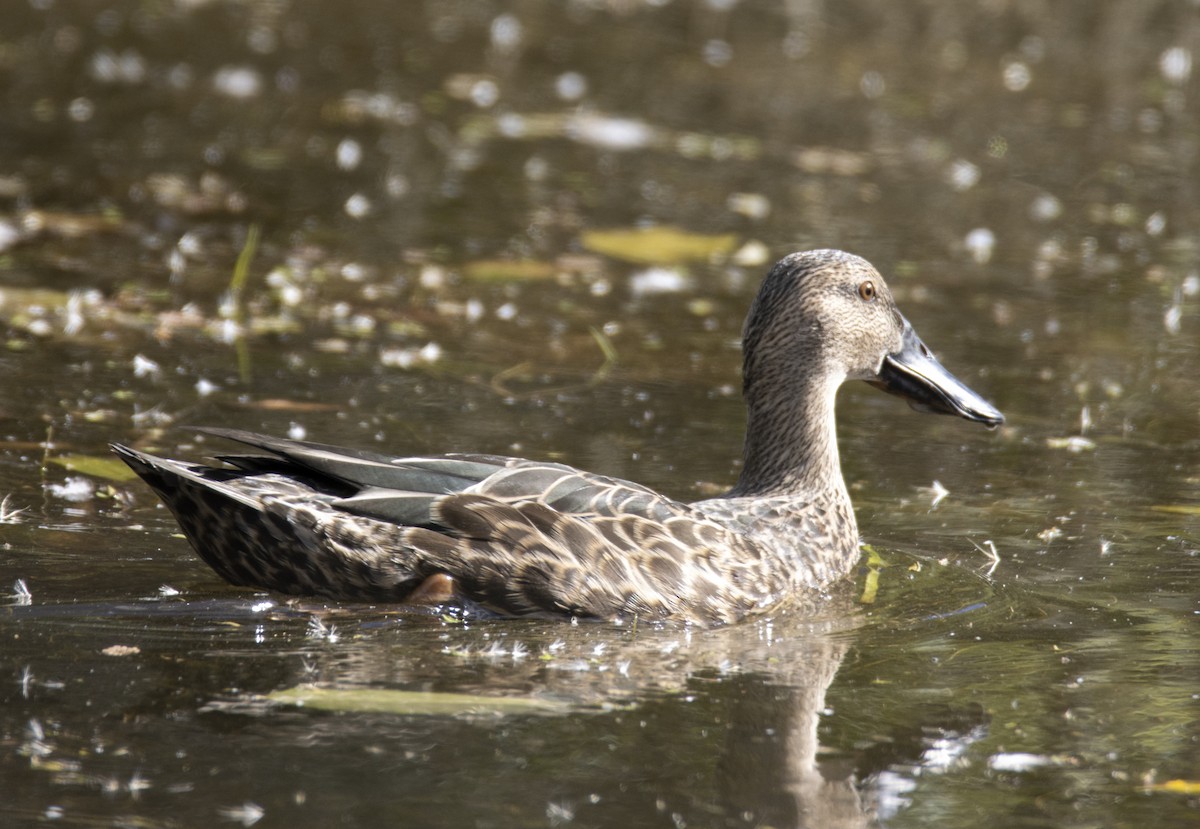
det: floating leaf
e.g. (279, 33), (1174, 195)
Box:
(462, 259), (556, 281)
(49, 454), (139, 482)
(861, 544), (888, 568)
(267, 685), (571, 717)
(1150, 504), (1200, 516)
(242, 398), (342, 412)
(581, 226), (737, 265)
(1145, 779), (1200, 795)
(860, 567), (880, 605)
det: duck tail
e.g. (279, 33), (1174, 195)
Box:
(111, 443), (423, 599)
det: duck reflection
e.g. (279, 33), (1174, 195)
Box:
(189, 587), (985, 828)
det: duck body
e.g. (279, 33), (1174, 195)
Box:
(112, 250), (1003, 625)
(113, 435), (854, 624)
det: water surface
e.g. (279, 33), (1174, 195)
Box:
(2, 2), (1198, 827)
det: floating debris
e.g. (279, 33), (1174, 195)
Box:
(948, 159), (981, 191)
(1045, 436), (1096, 453)
(791, 145), (872, 175)
(987, 752), (1053, 772)
(11, 579), (32, 605)
(101, 645), (141, 657)
(732, 239), (770, 267)
(0, 495), (27, 524)
(45, 476), (96, 502)
(0, 219), (20, 252)
(581, 226), (737, 265)
(920, 480), (950, 508)
(629, 267), (690, 297)
(461, 259), (556, 281)
(970, 539), (1001, 577)
(21, 209), (128, 238)
(1164, 292), (1183, 335)
(1037, 526), (1064, 543)
(20, 718), (52, 759)
(379, 342), (443, 369)
(859, 545), (887, 604)
(567, 113), (657, 151)
(335, 138), (363, 171)
(127, 770), (152, 795)
(964, 227), (996, 264)
(268, 685), (571, 717)
(546, 800), (576, 826)
(89, 47), (148, 84)
(726, 192), (770, 220)
(1029, 192), (1063, 221)
(242, 398), (341, 413)
(555, 71), (587, 101)
(218, 801), (265, 827)
(147, 172), (246, 214)
(48, 454), (139, 482)
(212, 66), (263, 99)
(1145, 778), (1200, 795)
(132, 353), (161, 379)
(306, 616), (339, 643)
(1160, 46), (1193, 84)
(326, 90), (418, 126)
(344, 192), (372, 218)
(1149, 504), (1200, 516)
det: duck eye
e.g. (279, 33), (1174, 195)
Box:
(858, 280), (876, 301)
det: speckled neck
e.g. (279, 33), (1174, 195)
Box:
(728, 367), (847, 500)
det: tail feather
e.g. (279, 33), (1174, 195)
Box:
(111, 442), (422, 598)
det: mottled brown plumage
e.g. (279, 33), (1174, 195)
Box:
(112, 250), (1003, 625)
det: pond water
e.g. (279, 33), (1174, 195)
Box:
(2, 1), (1198, 827)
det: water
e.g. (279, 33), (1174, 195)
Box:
(2, 2), (1199, 827)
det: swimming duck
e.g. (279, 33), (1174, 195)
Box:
(111, 250), (1002, 625)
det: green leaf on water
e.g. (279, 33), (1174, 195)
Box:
(462, 259), (556, 281)
(860, 567), (881, 605)
(49, 454), (139, 482)
(267, 685), (570, 717)
(581, 226), (738, 265)
(861, 544), (888, 567)
(1150, 504), (1200, 515)
(859, 544), (887, 604)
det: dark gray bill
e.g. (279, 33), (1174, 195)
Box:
(867, 315), (1004, 427)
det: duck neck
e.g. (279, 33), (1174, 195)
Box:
(729, 370), (847, 499)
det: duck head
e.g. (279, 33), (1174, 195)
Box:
(741, 249), (1004, 428)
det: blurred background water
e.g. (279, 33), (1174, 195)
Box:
(1, 1), (1198, 827)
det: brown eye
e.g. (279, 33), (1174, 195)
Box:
(858, 280), (876, 301)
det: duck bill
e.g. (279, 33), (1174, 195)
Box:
(868, 316), (1004, 427)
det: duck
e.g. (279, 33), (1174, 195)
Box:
(111, 249), (1003, 625)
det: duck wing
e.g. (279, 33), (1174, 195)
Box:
(113, 429), (773, 623)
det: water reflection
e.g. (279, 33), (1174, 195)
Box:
(2, 568), (1017, 828)
(0, 588), (890, 826)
